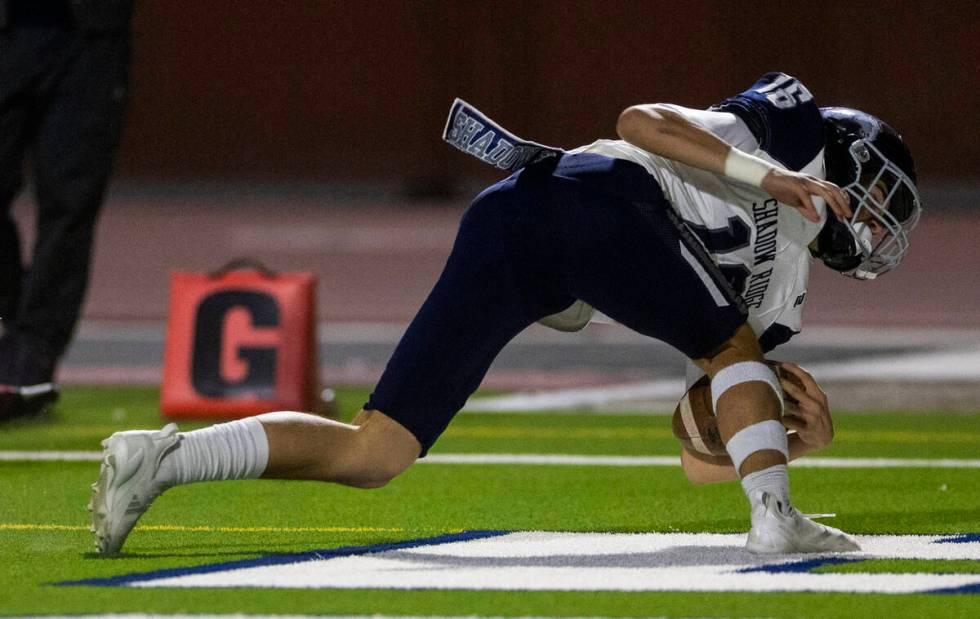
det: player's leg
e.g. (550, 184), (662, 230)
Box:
(92, 172), (572, 554)
(694, 324), (788, 479)
(257, 409), (419, 486)
(694, 325), (790, 511)
(154, 409), (421, 487)
(361, 172), (573, 456)
(90, 410), (421, 554)
(694, 326), (859, 553)
(554, 155), (856, 552)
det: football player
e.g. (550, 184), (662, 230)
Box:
(90, 73), (921, 555)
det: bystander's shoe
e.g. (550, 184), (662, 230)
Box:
(0, 383), (60, 422)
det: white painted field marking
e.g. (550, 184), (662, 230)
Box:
(120, 532), (980, 594)
(422, 454), (980, 469)
(0, 451), (102, 461)
(424, 454), (680, 466)
(788, 457), (980, 469)
(4, 450), (980, 468)
(463, 348), (980, 413)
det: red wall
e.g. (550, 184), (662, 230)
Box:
(116, 0), (980, 185)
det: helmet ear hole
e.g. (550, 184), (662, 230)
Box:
(850, 140), (871, 163)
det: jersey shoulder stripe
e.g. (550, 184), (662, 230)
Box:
(710, 72), (824, 172)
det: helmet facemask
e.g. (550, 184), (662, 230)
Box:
(836, 139), (922, 280)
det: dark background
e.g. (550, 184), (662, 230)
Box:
(116, 0), (980, 191)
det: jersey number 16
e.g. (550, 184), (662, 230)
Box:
(755, 75), (813, 110)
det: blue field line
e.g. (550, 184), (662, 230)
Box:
(928, 533), (980, 594)
(928, 582), (980, 595)
(735, 535), (980, 595)
(736, 557), (863, 573)
(55, 529), (510, 588)
(934, 533), (980, 544)
(736, 532), (980, 575)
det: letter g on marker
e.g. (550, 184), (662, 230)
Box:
(191, 290), (280, 399)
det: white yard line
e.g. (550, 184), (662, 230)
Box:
(4, 450), (979, 469)
(0, 451), (103, 461)
(424, 454), (980, 468)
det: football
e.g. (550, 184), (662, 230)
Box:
(671, 361), (803, 456)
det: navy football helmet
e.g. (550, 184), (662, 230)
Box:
(812, 107), (922, 279)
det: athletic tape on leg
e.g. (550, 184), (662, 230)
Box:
(710, 361), (783, 414)
(725, 420), (789, 473)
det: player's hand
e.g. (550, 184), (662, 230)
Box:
(776, 361), (834, 450)
(761, 168), (852, 223)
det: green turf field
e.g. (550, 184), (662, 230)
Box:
(1, 386), (978, 618)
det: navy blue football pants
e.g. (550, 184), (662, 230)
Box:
(367, 153), (746, 454)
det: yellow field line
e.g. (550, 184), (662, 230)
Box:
(137, 525), (404, 533)
(1, 524), (86, 531)
(0, 523), (403, 533)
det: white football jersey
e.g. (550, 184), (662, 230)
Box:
(541, 73), (828, 351)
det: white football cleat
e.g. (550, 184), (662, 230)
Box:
(89, 423), (180, 555)
(745, 492), (861, 554)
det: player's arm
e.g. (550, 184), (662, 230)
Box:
(615, 105), (852, 222)
(680, 362), (833, 485)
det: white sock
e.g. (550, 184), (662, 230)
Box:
(157, 417), (269, 487)
(740, 464), (790, 509)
